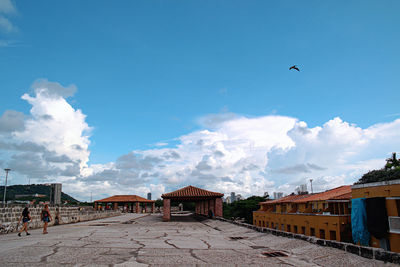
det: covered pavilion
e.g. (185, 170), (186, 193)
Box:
(94, 195), (155, 213)
(161, 185), (224, 221)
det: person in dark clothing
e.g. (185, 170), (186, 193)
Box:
(17, 207), (31, 237)
(41, 204), (52, 234)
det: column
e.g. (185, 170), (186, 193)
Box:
(94, 202), (98, 210)
(209, 199), (215, 214)
(113, 202), (118, 210)
(136, 202), (140, 213)
(163, 199), (171, 221)
(205, 200), (209, 215)
(215, 197), (223, 217)
(151, 202), (155, 213)
(130, 203), (134, 213)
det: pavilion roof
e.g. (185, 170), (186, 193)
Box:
(162, 185), (224, 199)
(95, 195), (155, 203)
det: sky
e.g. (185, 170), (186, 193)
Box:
(0, 0), (399, 201)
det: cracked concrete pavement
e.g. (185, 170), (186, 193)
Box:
(0, 213), (395, 266)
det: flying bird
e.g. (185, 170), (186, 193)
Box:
(289, 65), (300, 71)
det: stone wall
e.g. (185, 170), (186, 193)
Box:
(216, 217), (400, 264)
(0, 205), (120, 234)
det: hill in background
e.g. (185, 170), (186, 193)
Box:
(0, 184), (79, 203)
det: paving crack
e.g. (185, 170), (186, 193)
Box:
(40, 246), (60, 263)
(200, 239), (211, 249)
(164, 239), (179, 249)
(190, 249), (208, 264)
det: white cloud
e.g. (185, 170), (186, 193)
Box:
(0, 15), (16, 33)
(0, 0), (16, 15)
(1, 79), (400, 201)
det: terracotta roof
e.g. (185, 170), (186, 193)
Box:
(328, 191), (352, 200)
(162, 185), (224, 199)
(95, 195), (154, 203)
(260, 194), (311, 204)
(293, 185), (351, 203)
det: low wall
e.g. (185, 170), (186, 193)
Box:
(216, 217), (400, 264)
(0, 205), (121, 234)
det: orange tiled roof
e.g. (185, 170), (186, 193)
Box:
(260, 193), (311, 204)
(293, 185), (351, 203)
(328, 191), (352, 200)
(95, 195), (154, 203)
(162, 185), (224, 199)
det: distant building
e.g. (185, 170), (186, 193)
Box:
(147, 193), (152, 200)
(273, 192), (283, 199)
(295, 184), (308, 194)
(50, 183), (62, 205)
(236, 194), (244, 201)
(231, 192), (236, 203)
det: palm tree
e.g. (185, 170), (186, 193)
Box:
(385, 152), (400, 170)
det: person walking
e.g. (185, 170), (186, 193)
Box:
(17, 207), (31, 237)
(41, 204), (52, 234)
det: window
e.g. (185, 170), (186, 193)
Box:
(266, 222), (269, 228)
(281, 224), (284, 231)
(319, 229), (325, 239)
(287, 225), (291, 232)
(310, 228), (315, 236)
(294, 225), (298, 233)
(329, 230), (336, 240)
(271, 222), (274, 228)
(262, 221), (265, 227)
(301, 226), (306, 235)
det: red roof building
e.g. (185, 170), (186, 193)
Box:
(94, 195), (155, 213)
(161, 185), (224, 221)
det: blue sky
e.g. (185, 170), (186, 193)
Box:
(0, 1), (399, 200)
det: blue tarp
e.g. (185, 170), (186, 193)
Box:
(351, 198), (370, 246)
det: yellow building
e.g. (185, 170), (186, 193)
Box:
(253, 185), (352, 242)
(352, 179), (400, 252)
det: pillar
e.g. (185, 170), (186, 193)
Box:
(130, 203), (134, 213)
(151, 202), (155, 213)
(163, 199), (171, 221)
(205, 200), (209, 215)
(136, 202), (140, 213)
(215, 197), (223, 217)
(113, 202), (118, 210)
(94, 202), (98, 210)
(209, 199), (215, 214)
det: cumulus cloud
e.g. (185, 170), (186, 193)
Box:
(2, 79), (400, 201)
(0, 0), (17, 34)
(0, 0), (16, 14)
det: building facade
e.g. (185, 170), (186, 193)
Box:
(253, 186), (352, 242)
(352, 179), (400, 252)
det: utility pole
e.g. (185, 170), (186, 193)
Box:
(310, 179), (313, 194)
(3, 169), (11, 204)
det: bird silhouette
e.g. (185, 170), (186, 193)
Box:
(289, 65), (300, 71)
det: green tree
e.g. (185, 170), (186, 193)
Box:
(223, 196), (266, 224)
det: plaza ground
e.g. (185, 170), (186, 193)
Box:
(0, 213), (395, 266)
